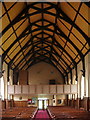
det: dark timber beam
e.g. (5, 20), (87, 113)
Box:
(1, 2), (89, 47)
(84, 2), (90, 8)
(32, 49), (67, 75)
(8, 32), (43, 67)
(7, 64), (10, 82)
(43, 32), (77, 66)
(34, 19), (85, 72)
(2, 18), (84, 65)
(9, 40), (41, 67)
(13, 44), (71, 73)
(2, 24), (32, 61)
(12, 33), (71, 72)
(2, 19), (52, 61)
(19, 46), (50, 70)
(16, 42), (70, 77)
(0, 3), (62, 37)
(12, 32), (76, 71)
(47, 2), (90, 46)
(1, 2), (38, 36)
(70, 71), (73, 84)
(6, 18), (85, 75)
(75, 64), (78, 81)
(13, 36), (72, 72)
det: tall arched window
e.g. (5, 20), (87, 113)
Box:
(0, 77), (4, 100)
(81, 76), (84, 99)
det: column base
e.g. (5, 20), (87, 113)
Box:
(84, 97), (90, 111)
(76, 98), (81, 109)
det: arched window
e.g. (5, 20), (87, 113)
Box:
(0, 77), (4, 100)
(81, 76), (84, 99)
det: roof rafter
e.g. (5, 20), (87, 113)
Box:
(1, 2), (89, 47)
(23, 46), (67, 75)
(13, 36), (73, 72)
(3, 18), (84, 63)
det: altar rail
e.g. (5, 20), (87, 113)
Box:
(8, 84), (77, 95)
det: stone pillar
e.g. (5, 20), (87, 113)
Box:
(53, 95), (57, 106)
(47, 99), (49, 106)
(88, 53), (90, 110)
(37, 100), (39, 108)
(0, 99), (2, 110)
(42, 100), (44, 110)
(83, 52), (90, 111)
(77, 64), (82, 109)
(76, 98), (80, 109)
(6, 99), (9, 109)
(71, 94), (74, 107)
(67, 95), (70, 106)
(84, 97), (89, 111)
(11, 99), (14, 108)
(50, 99), (53, 106)
(65, 95), (68, 106)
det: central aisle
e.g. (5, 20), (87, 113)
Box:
(34, 110), (51, 119)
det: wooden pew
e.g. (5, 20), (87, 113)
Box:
(0, 106), (37, 120)
(48, 106), (90, 120)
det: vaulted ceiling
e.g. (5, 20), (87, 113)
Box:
(0, 2), (89, 78)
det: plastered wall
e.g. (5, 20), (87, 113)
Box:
(9, 69), (13, 85)
(69, 52), (90, 99)
(13, 94), (66, 107)
(2, 62), (13, 99)
(85, 53), (90, 97)
(3, 62), (8, 99)
(28, 62), (64, 85)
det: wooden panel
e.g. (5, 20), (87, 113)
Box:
(29, 85), (36, 94)
(36, 85), (42, 94)
(0, 100), (2, 110)
(15, 85), (21, 94)
(22, 85), (28, 94)
(43, 85), (49, 94)
(57, 85), (63, 94)
(7, 84), (78, 95)
(19, 70), (28, 85)
(71, 84), (77, 93)
(8, 85), (14, 94)
(2, 100), (6, 109)
(64, 85), (70, 94)
(50, 85), (56, 94)
(14, 101), (27, 107)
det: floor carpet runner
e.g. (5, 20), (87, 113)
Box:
(34, 110), (51, 120)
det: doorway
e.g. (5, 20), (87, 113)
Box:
(38, 100), (43, 109)
(38, 98), (48, 109)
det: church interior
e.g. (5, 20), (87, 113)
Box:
(0, 1), (90, 120)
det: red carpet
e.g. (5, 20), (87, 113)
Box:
(34, 110), (51, 120)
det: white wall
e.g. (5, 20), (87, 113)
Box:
(9, 69), (13, 85)
(72, 68), (76, 84)
(13, 94), (66, 107)
(70, 52), (90, 99)
(68, 73), (71, 84)
(77, 61), (82, 98)
(85, 53), (90, 97)
(28, 62), (64, 85)
(3, 62), (8, 99)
